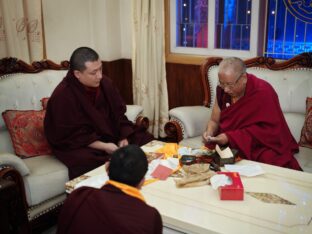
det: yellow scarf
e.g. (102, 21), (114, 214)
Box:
(106, 180), (145, 203)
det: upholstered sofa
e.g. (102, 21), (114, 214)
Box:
(0, 57), (149, 232)
(165, 53), (312, 173)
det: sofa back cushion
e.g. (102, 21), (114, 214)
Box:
(0, 70), (67, 153)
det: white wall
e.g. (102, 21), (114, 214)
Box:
(42, 0), (94, 62)
(42, 0), (132, 63)
(119, 0), (132, 59)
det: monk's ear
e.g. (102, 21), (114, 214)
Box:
(73, 70), (81, 80)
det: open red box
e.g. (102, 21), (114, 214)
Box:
(217, 172), (244, 200)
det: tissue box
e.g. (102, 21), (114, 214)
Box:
(217, 172), (244, 200)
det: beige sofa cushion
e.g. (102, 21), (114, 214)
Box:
(23, 155), (68, 206)
(284, 112), (305, 142)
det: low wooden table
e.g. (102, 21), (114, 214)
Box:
(65, 141), (312, 234)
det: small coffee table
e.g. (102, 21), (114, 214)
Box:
(65, 141), (312, 234)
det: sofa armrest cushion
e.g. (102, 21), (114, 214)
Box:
(0, 153), (30, 176)
(169, 106), (211, 138)
(125, 105), (143, 123)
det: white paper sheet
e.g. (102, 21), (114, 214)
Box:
(224, 164), (265, 177)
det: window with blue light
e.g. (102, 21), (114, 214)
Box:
(176, 0), (208, 48)
(174, 0), (312, 59)
(175, 0), (252, 50)
(215, 0), (251, 50)
(265, 0), (312, 59)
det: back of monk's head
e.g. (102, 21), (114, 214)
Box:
(108, 145), (148, 187)
(219, 57), (246, 77)
(69, 47), (99, 72)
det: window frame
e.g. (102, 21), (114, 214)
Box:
(165, 0), (266, 64)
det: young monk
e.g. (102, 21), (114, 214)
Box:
(57, 145), (162, 234)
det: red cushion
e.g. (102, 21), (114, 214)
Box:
(299, 97), (312, 149)
(2, 110), (52, 158)
(41, 97), (49, 110)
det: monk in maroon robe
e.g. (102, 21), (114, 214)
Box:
(57, 145), (163, 234)
(203, 57), (301, 170)
(44, 47), (153, 179)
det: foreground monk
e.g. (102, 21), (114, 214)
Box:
(202, 57), (301, 170)
(57, 145), (163, 234)
(44, 47), (153, 179)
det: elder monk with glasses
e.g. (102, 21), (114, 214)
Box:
(202, 57), (302, 170)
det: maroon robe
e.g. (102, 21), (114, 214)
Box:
(217, 73), (301, 170)
(57, 185), (163, 234)
(44, 71), (154, 179)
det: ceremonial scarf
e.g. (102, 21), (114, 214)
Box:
(106, 180), (145, 202)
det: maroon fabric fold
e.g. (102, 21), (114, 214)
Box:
(57, 185), (163, 234)
(217, 73), (301, 170)
(44, 71), (153, 178)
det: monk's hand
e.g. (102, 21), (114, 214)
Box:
(207, 133), (228, 145)
(103, 143), (118, 154)
(202, 130), (213, 143)
(118, 139), (129, 147)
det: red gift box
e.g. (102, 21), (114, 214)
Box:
(217, 172), (244, 200)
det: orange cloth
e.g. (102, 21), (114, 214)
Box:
(106, 180), (145, 202)
(155, 143), (180, 158)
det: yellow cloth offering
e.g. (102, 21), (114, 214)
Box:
(155, 143), (180, 159)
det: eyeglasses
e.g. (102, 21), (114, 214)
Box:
(218, 72), (244, 89)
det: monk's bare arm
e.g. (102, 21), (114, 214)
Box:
(88, 141), (118, 154)
(203, 98), (221, 142)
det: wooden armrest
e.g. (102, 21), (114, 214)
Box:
(0, 167), (29, 209)
(164, 120), (183, 143)
(135, 116), (149, 130)
(0, 172), (29, 233)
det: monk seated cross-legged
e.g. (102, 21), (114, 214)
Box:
(202, 57), (302, 171)
(44, 47), (154, 179)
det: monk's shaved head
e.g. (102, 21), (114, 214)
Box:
(219, 57), (246, 77)
(70, 47), (99, 72)
(108, 145), (148, 187)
